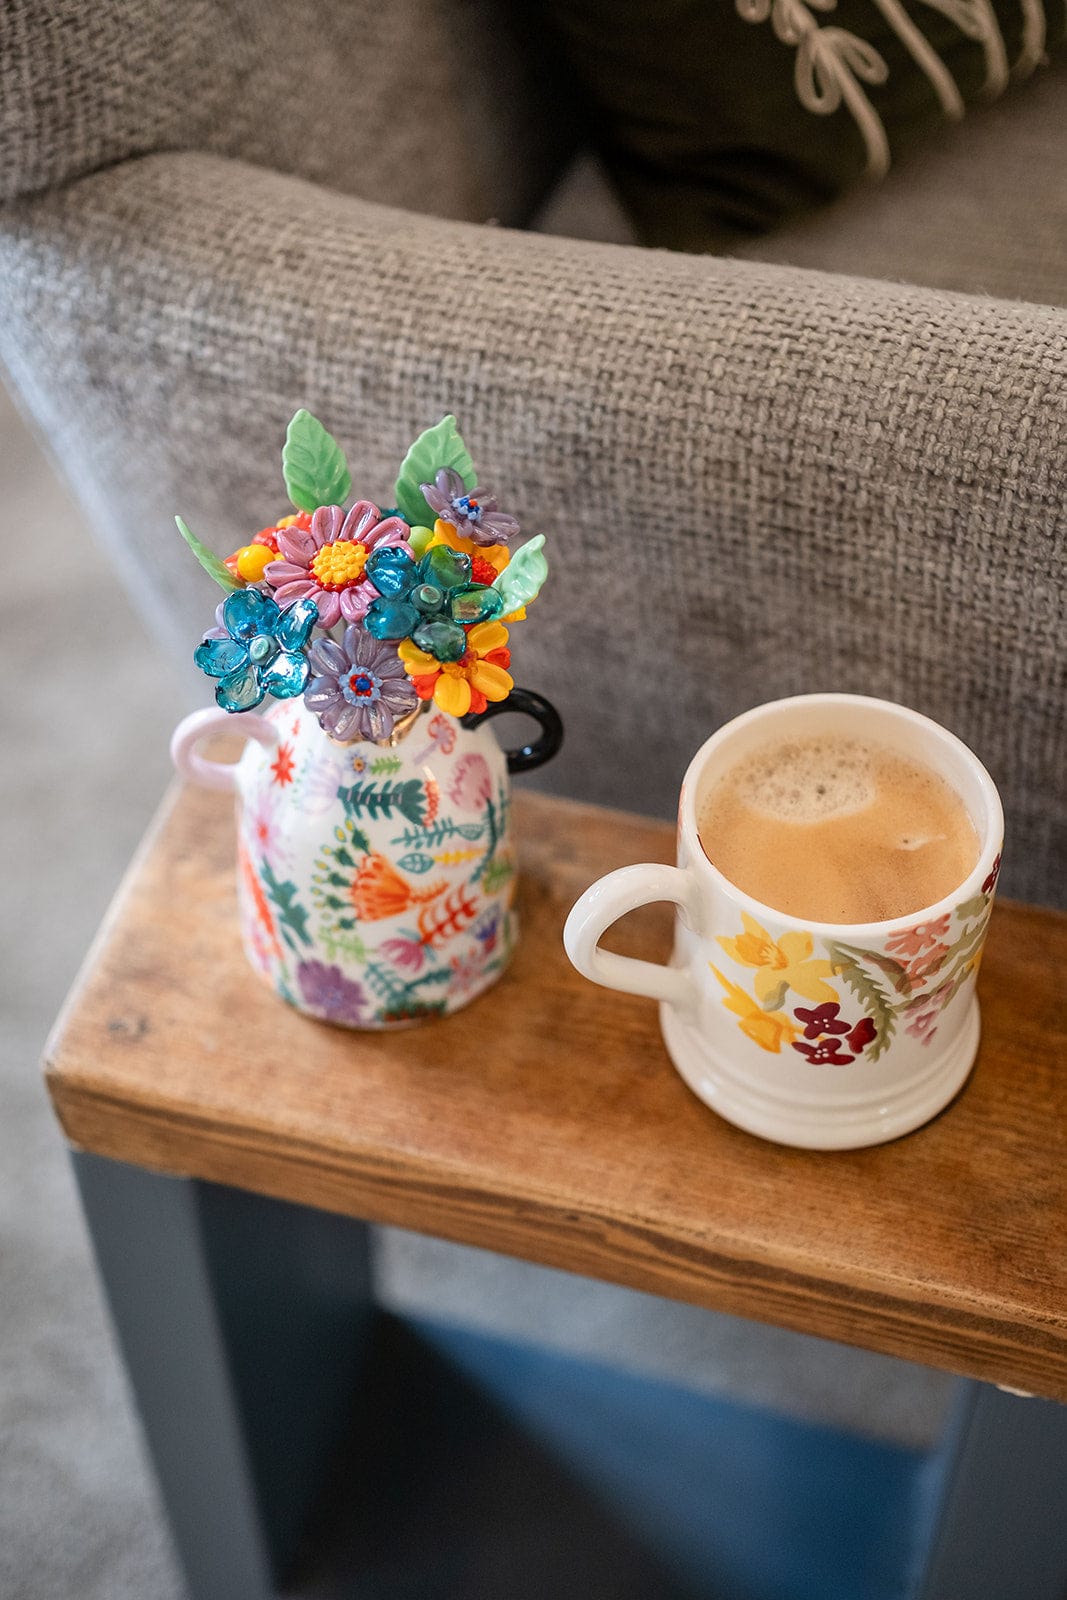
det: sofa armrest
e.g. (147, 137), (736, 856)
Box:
(0, 0), (574, 223)
(2, 151), (1064, 903)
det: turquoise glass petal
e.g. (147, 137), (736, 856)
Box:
(194, 636), (247, 679)
(420, 545), (471, 590)
(413, 618), (467, 662)
(449, 584), (504, 625)
(223, 586), (280, 642)
(260, 650), (309, 699)
(276, 596), (319, 650)
(216, 662), (264, 712)
(365, 547), (417, 598)
(366, 598), (420, 640)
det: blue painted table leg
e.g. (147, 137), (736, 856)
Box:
(72, 1152), (374, 1600)
(915, 1380), (1067, 1600)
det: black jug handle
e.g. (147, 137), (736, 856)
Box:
(463, 688), (564, 773)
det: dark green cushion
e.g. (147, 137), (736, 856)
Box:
(543, 0), (1065, 249)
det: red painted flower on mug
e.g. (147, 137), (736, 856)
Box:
(264, 502), (411, 627)
(846, 1017), (877, 1053)
(982, 853), (1002, 895)
(794, 1001), (850, 1040)
(792, 1036), (855, 1066)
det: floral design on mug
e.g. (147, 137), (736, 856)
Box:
(712, 857), (1001, 1065)
(791, 1003), (877, 1065)
(709, 967), (801, 1054)
(716, 914), (835, 1010)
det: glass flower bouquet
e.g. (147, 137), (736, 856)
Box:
(170, 413), (562, 1029)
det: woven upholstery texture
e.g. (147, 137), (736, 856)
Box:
(0, 0), (572, 223)
(2, 152), (1063, 905)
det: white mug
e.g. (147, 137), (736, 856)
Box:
(563, 695), (1003, 1150)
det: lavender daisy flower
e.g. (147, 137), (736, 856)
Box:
(420, 467), (519, 547)
(304, 623), (417, 743)
(297, 959), (367, 1026)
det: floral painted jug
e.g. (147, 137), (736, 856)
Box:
(168, 410), (562, 1028)
(172, 691), (561, 1028)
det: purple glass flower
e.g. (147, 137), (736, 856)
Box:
(420, 468), (519, 547)
(297, 959), (367, 1026)
(304, 623), (417, 743)
(263, 501), (411, 628)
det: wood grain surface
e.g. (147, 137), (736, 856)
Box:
(45, 785), (1067, 1400)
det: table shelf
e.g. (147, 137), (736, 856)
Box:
(45, 785), (1067, 1402)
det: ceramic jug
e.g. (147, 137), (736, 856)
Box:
(171, 691), (561, 1027)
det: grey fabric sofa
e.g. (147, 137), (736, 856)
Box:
(3, 0), (1065, 905)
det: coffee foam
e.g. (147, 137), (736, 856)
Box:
(698, 733), (979, 922)
(732, 737), (875, 824)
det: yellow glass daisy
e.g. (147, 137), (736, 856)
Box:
(399, 619), (513, 718)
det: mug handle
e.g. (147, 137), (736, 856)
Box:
(170, 708), (278, 792)
(463, 687), (564, 773)
(563, 864), (701, 1012)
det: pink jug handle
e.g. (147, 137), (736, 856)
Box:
(170, 708), (278, 792)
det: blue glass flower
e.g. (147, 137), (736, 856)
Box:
(194, 589), (318, 711)
(363, 544), (503, 663)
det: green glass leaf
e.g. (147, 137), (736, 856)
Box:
(492, 535), (547, 613)
(394, 415), (475, 529)
(175, 515), (240, 592)
(282, 409), (352, 514)
(409, 524), (435, 558)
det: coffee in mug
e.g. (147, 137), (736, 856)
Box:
(697, 736), (979, 924)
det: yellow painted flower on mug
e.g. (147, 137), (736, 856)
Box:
(399, 620), (513, 718)
(717, 912), (836, 1010)
(710, 966), (801, 1054)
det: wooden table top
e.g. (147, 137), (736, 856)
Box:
(45, 786), (1067, 1401)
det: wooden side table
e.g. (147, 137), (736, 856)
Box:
(45, 787), (1067, 1600)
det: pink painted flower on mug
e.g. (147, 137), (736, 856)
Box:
(906, 942), (950, 981)
(264, 502), (411, 628)
(380, 933), (428, 975)
(449, 948), (488, 994)
(243, 790), (286, 872)
(905, 1003), (941, 1045)
(449, 753), (493, 812)
(885, 915), (951, 961)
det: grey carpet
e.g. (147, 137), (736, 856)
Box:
(1, 380), (952, 1600)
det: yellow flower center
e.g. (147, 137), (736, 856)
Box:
(310, 539), (368, 591)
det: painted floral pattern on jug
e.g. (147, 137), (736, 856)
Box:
(711, 861), (1001, 1065)
(234, 699), (516, 1028)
